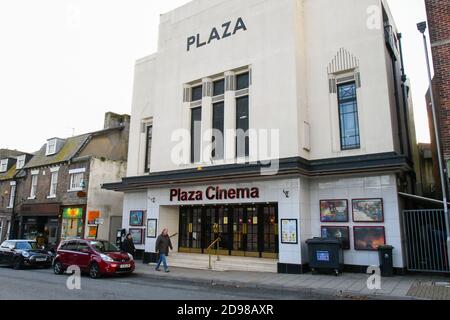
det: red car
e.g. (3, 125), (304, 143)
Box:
(53, 239), (135, 279)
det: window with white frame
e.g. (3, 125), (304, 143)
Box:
(16, 155), (26, 170)
(49, 171), (58, 197)
(69, 169), (85, 191)
(8, 183), (16, 208)
(0, 159), (8, 173)
(30, 173), (38, 198)
(46, 139), (57, 156)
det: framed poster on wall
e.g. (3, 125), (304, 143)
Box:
(130, 228), (144, 245)
(352, 199), (384, 222)
(147, 219), (157, 238)
(320, 200), (349, 222)
(129, 210), (145, 226)
(353, 226), (386, 251)
(281, 219), (298, 244)
(321, 226), (350, 250)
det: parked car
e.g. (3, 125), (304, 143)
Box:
(53, 239), (135, 279)
(0, 240), (53, 270)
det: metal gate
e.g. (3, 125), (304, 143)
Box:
(402, 210), (449, 273)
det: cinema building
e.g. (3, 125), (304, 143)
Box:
(104, 0), (418, 273)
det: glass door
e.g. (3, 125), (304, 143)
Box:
(245, 206), (259, 257)
(232, 207), (246, 256)
(262, 205), (279, 259)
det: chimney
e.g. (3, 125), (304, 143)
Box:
(104, 112), (131, 130)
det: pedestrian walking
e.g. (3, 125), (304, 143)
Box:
(121, 233), (136, 257)
(155, 228), (173, 273)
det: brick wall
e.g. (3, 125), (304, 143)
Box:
(425, 0), (450, 159)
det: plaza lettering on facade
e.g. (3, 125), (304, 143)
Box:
(187, 17), (247, 51)
(170, 186), (259, 202)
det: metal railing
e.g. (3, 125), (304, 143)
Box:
(403, 210), (450, 273)
(206, 237), (221, 270)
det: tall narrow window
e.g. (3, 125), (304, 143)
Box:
(338, 82), (360, 150)
(30, 174), (38, 199)
(213, 79), (225, 96)
(191, 107), (202, 163)
(236, 72), (249, 90)
(49, 172), (58, 197)
(191, 85), (203, 102)
(145, 125), (153, 173)
(8, 184), (16, 208)
(236, 96), (249, 158)
(212, 102), (224, 160)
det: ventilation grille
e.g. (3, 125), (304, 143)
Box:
(203, 81), (213, 97)
(225, 74), (235, 91)
(183, 87), (191, 103)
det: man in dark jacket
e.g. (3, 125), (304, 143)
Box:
(121, 234), (136, 257)
(155, 228), (173, 272)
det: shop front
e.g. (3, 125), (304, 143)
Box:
(179, 204), (278, 258)
(61, 206), (86, 240)
(19, 203), (61, 247)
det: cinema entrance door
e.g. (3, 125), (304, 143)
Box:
(178, 203), (279, 258)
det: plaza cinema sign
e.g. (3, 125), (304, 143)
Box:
(170, 186), (260, 202)
(186, 17), (247, 51)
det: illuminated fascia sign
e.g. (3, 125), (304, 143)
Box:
(63, 207), (83, 219)
(187, 17), (247, 51)
(170, 186), (259, 202)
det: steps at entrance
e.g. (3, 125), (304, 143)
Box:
(166, 253), (278, 273)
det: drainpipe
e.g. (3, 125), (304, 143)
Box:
(397, 33), (415, 193)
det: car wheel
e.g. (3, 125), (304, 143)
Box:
(12, 258), (23, 270)
(89, 263), (101, 279)
(53, 261), (65, 275)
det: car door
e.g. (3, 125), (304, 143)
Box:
(3, 242), (16, 265)
(76, 241), (92, 271)
(0, 241), (9, 265)
(60, 241), (77, 268)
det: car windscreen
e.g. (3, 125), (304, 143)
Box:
(90, 241), (120, 253)
(15, 242), (38, 250)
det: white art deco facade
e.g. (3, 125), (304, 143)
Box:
(104, 0), (416, 273)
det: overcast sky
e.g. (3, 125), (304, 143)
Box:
(0, 0), (431, 153)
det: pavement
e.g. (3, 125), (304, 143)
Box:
(136, 263), (450, 300)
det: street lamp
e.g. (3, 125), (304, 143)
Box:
(417, 21), (450, 270)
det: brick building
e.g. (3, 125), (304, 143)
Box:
(0, 149), (33, 242)
(11, 112), (129, 248)
(424, 0), (450, 173)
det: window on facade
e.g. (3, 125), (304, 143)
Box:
(236, 96), (249, 158)
(8, 185), (15, 208)
(236, 72), (250, 91)
(0, 159), (8, 173)
(213, 79), (225, 96)
(70, 172), (84, 191)
(16, 155), (26, 170)
(30, 174), (38, 198)
(46, 139), (57, 156)
(337, 82), (360, 150)
(49, 172), (58, 197)
(145, 125), (153, 173)
(191, 85), (203, 102)
(191, 107), (202, 163)
(212, 102), (225, 160)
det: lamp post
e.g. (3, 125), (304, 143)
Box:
(417, 21), (450, 270)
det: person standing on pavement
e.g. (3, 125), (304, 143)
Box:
(155, 228), (173, 273)
(121, 233), (136, 258)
